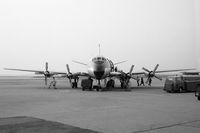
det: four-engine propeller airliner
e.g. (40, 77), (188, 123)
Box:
(4, 55), (194, 91)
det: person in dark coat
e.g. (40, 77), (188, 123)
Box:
(148, 78), (152, 86)
(140, 77), (145, 86)
(49, 77), (57, 89)
(136, 76), (140, 86)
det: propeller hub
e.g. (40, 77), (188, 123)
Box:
(149, 71), (153, 77)
(44, 71), (51, 77)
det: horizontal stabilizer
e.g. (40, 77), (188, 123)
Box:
(114, 60), (127, 65)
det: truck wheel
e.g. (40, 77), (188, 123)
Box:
(171, 89), (175, 93)
(167, 90), (171, 93)
(179, 87), (183, 93)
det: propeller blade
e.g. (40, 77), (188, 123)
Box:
(154, 75), (162, 80)
(45, 62), (48, 72)
(66, 64), (73, 87)
(146, 77), (150, 84)
(66, 64), (71, 74)
(142, 67), (150, 73)
(69, 78), (73, 87)
(129, 65), (134, 74)
(45, 76), (47, 85)
(152, 64), (159, 75)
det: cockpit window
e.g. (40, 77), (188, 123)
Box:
(102, 57), (106, 61)
(92, 56), (105, 64)
(97, 57), (101, 60)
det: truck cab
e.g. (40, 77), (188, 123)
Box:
(164, 76), (184, 93)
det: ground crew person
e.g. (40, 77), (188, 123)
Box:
(72, 76), (79, 88)
(148, 78), (152, 86)
(88, 77), (93, 90)
(136, 76), (140, 86)
(49, 77), (57, 89)
(140, 77), (145, 86)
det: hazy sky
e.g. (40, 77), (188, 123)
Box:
(0, 0), (199, 75)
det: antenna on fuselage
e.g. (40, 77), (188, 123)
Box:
(98, 43), (101, 56)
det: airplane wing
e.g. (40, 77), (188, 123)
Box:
(153, 68), (195, 73)
(4, 68), (44, 73)
(137, 65), (195, 83)
(4, 62), (68, 85)
(110, 65), (194, 84)
(4, 68), (66, 75)
(64, 72), (90, 78)
(130, 68), (195, 76)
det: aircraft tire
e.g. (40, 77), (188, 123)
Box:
(96, 86), (102, 92)
(179, 87), (183, 93)
(82, 87), (85, 91)
(121, 83), (124, 88)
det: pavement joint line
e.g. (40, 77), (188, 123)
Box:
(29, 105), (125, 116)
(179, 123), (200, 129)
(132, 119), (200, 133)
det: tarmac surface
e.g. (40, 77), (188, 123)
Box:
(0, 76), (200, 133)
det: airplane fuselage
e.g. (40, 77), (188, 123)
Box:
(87, 56), (113, 80)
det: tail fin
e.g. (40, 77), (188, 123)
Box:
(72, 60), (87, 66)
(98, 44), (101, 56)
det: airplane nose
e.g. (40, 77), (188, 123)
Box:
(94, 71), (104, 79)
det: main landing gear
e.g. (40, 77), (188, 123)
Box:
(95, 80), (102, 91)
(120, 79), (131, 91)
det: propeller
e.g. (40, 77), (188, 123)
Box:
(125, 65), (137, 80)
(142, 64), (162, 84)
(118, 65), (135, 78)
(118, 65), (135, 88)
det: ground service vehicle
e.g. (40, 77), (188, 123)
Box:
(81, 79), (93, 91)
(164, 75), (200, 93)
